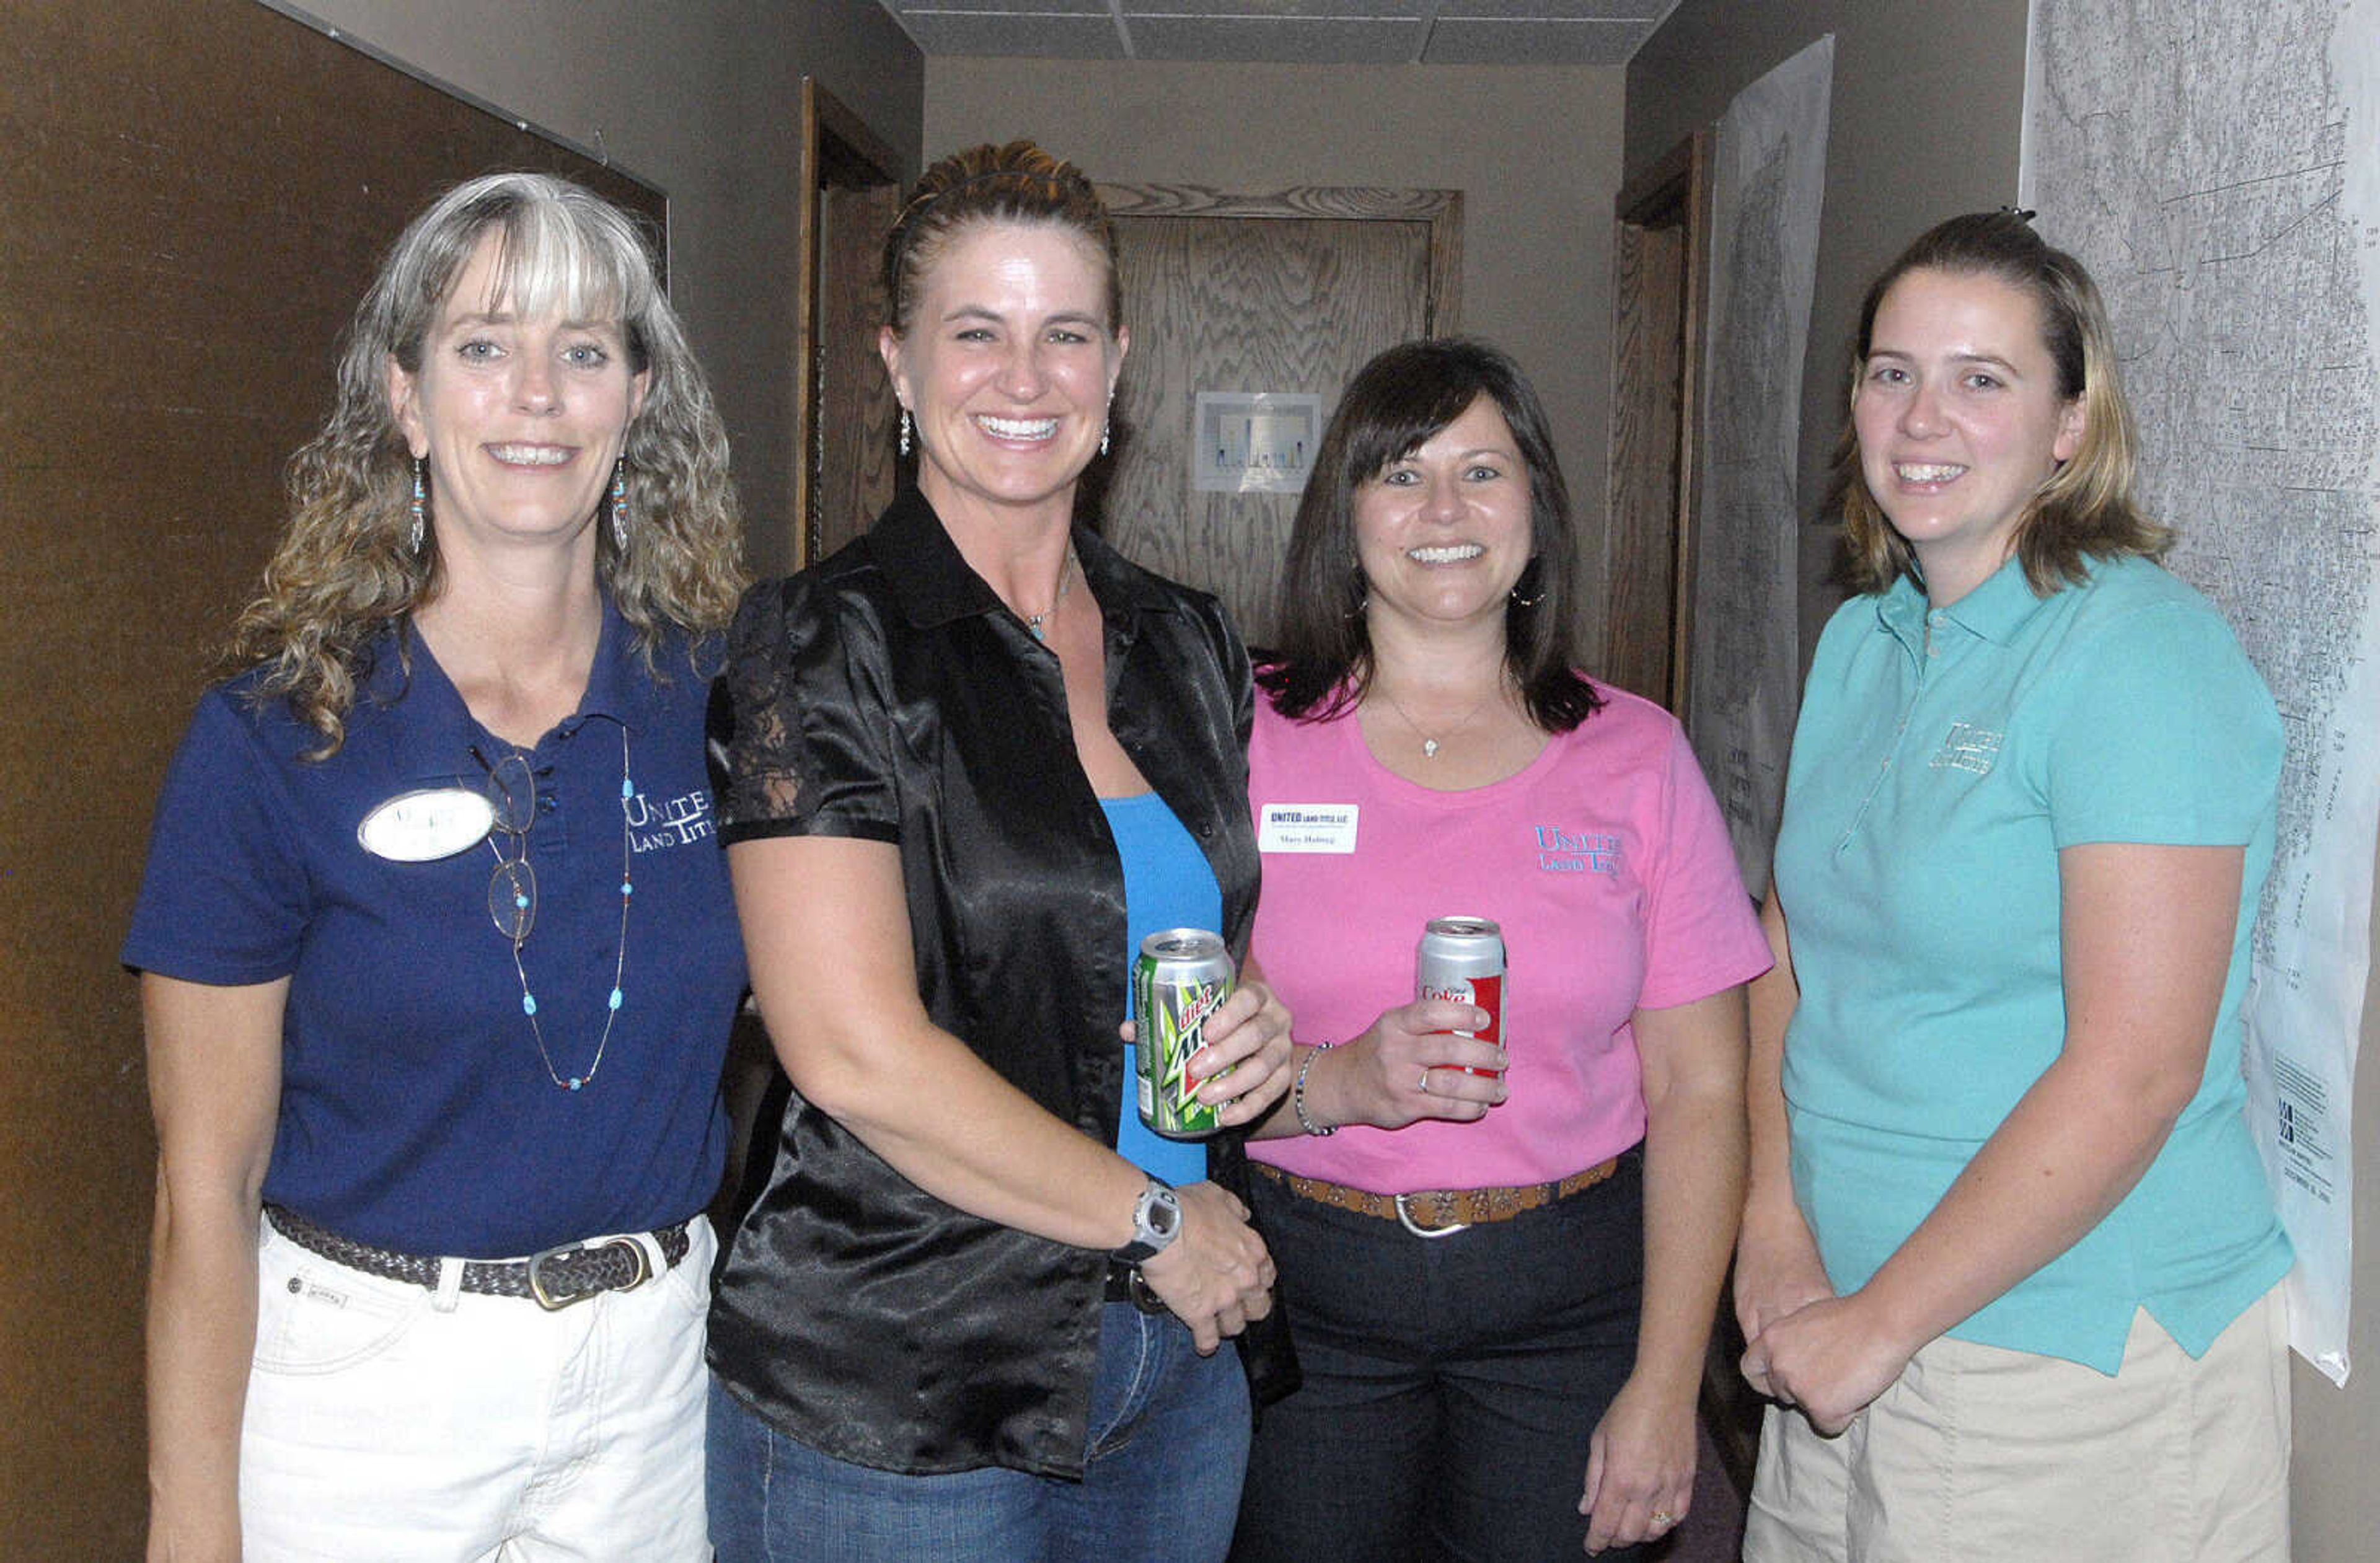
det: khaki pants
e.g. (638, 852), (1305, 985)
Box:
(1745, 1284), (2290, 1563)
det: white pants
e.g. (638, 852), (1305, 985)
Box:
(240, 1213), (714, 1562)
(1745, 1283), (2291, 1563)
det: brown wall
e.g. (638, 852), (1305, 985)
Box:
(298, 0), (927, 577)
(1628, 6), (2380, 1557)
(924, 59), (1628, 651)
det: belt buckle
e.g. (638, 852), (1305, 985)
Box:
(526, 1235), (650, 1311)
(1123, 1265), (1170, 1317)
(1394, 1192), (1471, 1240)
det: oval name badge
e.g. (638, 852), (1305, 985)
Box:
(357, 786), (497, 863)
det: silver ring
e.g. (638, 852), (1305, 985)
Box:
(1416, 1067), (1431, 1094)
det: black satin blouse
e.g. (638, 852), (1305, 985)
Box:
(708, 488), (1292, 1479)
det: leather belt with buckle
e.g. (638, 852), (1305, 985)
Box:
(1250, 1156), (1621, 1239)
(1104, 1257), (1170, 1316)
(265, 1204), (691, 1311)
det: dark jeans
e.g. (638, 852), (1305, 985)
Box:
(708, 1301), (1251, 1562)
(1232, 1151), (1649, 1563)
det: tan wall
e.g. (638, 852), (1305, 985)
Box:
(1626, 0), (2029, 662)
(925, 59), (1627, 651)
(1629, 5), (2380, 1556)
(297, 0), (926, 575)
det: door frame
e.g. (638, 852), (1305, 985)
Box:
(1603, 130), (1711, 712)
(790, 77), (901, 570)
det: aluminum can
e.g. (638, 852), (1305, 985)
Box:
(1416, 915), (1505, 1077)
(1133, 928), (1237, 1139)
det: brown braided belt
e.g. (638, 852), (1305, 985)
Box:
(266, 1204), (692, 1311)
(1251, 1156), (1620, 1237)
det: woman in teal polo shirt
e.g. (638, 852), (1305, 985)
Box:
(1735, 211), (2291, 1561)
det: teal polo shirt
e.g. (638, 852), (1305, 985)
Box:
(1774, 553), (2290, 1373)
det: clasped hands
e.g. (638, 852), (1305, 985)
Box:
(1732, 1217), (1919, 1436)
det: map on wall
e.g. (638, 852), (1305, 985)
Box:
(2024, 0), (2380, 1385)
(1688, 34), (1833, 897)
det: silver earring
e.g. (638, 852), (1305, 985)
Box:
(410, 457), (426, 553)
(1509, 558), (1545, 609)
(610, 457), (629, 552)
(1100, 421), (1111, 457)
(899, 408), (912, 457)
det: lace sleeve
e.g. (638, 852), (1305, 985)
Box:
(709, 573), (896, 842)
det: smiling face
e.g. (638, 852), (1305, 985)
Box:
(387, 230), (648, 557)
(1352, 395), (1533, 639)
(878, 220), (1126, 531)
(1853, 266), (2086, 604)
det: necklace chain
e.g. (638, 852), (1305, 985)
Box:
(1375, 682), (1496, 760)
(481, 726), (633, 1092)
(1023, 547), (1078, 641)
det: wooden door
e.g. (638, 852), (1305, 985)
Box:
(1602, 133), (1710, 709)
(791, 79), (901, 573)
(1094, 185), (1461, 649)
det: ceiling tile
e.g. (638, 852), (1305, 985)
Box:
(889, 0), (1109, 14)
(894, 9), (1128, 56)
(1436, 0), (1667, 18)
(1118, 0), (1434, 16)
(1420, 15), (1642, 64)
(1126, 15), (1427, 61)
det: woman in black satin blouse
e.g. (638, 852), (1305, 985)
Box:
(703, 139), (1297, 1563)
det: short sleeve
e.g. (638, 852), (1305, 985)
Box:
(2038, 601), (2281, 849)
(1636, 721), (1773, 1010)
(121, 690), (311, 984)
(712, 572), (901, 846)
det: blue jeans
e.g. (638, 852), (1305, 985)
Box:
(1232, 1151), (1649, 1563)
(708, 1301), (1252, 1562)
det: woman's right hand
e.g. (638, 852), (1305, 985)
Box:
(1313, 999), (1509, 1132)
(1135, 1181), (1277, 1355)
(1732, 1198), (1835, 1385)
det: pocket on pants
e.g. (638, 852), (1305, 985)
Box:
(253, 1241), (428, 1376)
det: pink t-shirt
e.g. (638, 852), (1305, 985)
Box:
(1248, 680), (1771, 1194)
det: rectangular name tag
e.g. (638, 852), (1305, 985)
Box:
(1258, 803), (1359, 853)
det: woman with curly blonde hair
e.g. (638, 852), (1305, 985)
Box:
(127, 171), (749, 1560)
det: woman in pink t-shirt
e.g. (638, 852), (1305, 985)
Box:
(1233, 339), (1770, 1562)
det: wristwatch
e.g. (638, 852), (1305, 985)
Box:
(1111, 1174), (1183, 1264)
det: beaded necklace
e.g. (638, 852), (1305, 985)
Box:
(472, 727), (633, 1091)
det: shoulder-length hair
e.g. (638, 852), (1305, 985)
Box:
(1828, 209), (2166, 596)
(229, 171), (745, 754)
(1258, 338), (1599, 732)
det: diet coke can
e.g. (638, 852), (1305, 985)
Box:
(1416, 915), (1505, 1078)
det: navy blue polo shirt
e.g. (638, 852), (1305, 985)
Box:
(125, 602), (746, 1257)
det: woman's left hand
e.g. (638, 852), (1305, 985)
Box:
(1186, 977), (1294, 1127)
(1577, 1371), (1698, 1554)
(1741, 1290), (1915, 1436)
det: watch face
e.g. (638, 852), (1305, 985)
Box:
(1148, 1192), (1181, 1238)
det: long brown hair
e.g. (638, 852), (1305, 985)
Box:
(1259, 338), (1600, 733)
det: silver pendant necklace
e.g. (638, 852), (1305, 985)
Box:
(1023, 547), (1078, 641)
(1376, 684), (1495, 760)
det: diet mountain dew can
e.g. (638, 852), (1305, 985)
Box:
(1133, 928), (1236, 1140)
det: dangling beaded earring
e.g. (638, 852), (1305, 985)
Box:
(1100, 421), (1111, 458)
(899, 408), (912, 457)
(409, 457), (427, 553)
(610, 456), (629, 552)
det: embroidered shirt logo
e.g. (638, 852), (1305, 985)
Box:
(1533, 824), (1620, 876)
(625, 788), (718, 852)
(1929, 723), (2003, 775)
